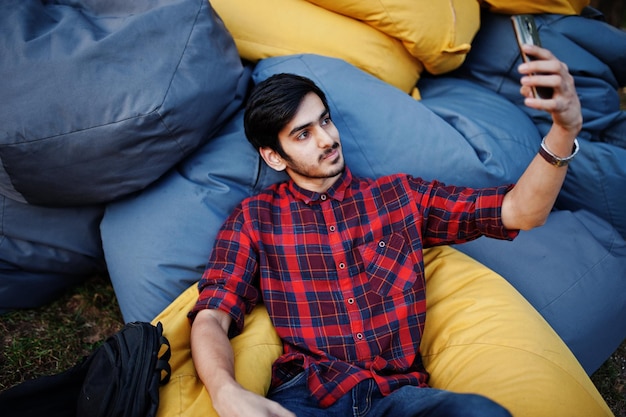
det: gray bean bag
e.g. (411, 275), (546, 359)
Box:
(0, 0), (248, 312)
(0, 196), (106, 312)
(0, 0), (246, 205)
(102, 54), (626, 374)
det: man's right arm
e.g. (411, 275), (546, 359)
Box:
(190, 308), (296, 417)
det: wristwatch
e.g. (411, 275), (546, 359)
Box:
(538, 137), (580, 167)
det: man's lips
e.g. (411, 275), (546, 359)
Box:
(322, 146), (339, 161)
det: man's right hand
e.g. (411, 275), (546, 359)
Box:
(211, 380), (296, 417)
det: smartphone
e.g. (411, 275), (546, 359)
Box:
(511, 14), (553, 99)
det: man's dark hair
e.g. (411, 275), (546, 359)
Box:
(244, 73), (330, 156)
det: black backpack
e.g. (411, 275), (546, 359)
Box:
(0, 321), (171, 417)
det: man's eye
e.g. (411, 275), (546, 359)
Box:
(322, 117), (332, 126)
(297, 130), (309, 140)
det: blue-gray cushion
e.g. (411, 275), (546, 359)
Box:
(0, 0), (246, 205)
(102, 54), (626, 375)
(102, 108), (287, 321)
(0, 196), (106, 311)
(252, 55), (539, 188)
(102, 54), (541, 321)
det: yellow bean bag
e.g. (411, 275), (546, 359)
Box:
(211, 0), (482, 95)
(478, 0), (590, 15)
(211, 0), (421, 94)
(153, 245), (612, 417)
(306, 0), (480, 75)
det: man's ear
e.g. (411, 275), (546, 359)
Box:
(259, 147), (287, 172)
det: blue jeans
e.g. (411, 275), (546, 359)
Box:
(267, 372), (512, 417)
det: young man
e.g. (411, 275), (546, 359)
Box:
(189, 44), (582, 417)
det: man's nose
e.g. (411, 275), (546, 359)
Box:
(315, 127), (335, 147)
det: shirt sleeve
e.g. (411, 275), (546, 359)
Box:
(188, 205), (260, 337)
(412, 177), (519, 246)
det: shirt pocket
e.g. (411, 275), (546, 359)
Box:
(356, 233), (418, 297)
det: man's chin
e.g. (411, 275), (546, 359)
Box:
(328, 162), (345, 178)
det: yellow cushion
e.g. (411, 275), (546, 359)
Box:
(421, 246), (612, 417)
(154, 246), (612, 417)
(478, 0), (590, 15)
(211, 0), (423, 93)
(153, 285), (282, 417)
(306, 0), (480, 75)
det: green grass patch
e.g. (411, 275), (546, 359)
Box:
(0, 275), (123, 390)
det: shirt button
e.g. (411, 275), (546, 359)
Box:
(338, 262), (345, 269)
(356, 333), (364, 340)
(347, 298), (354, 304)
(320, 194), (327, 201)
(378, 241), (386, 248)
(329, 225), (336, 232)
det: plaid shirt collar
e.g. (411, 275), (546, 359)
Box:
(287, 168), (352, 205)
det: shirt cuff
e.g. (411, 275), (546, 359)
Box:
(475, 184), (519, 241)
(188, 288), (247, 337)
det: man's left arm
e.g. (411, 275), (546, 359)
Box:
(501, 44), (582, 231)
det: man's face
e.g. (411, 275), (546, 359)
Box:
(270, 92), (344, 192)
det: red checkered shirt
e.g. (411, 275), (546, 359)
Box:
(191, 168), (516, 407)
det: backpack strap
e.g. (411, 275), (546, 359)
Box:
(154, 321), (172, 385)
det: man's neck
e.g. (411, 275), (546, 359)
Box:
(286, 171), (343, 194)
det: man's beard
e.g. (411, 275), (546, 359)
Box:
(283, 142), (344, 179)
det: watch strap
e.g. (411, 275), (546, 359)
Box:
(538, 137), (579, 167)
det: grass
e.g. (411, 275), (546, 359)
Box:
(0, 275), (123, 390)
(592, 346), (626, 416)
(0, 274), (625, 416)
